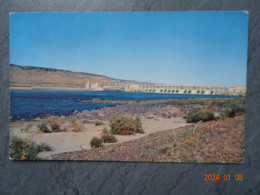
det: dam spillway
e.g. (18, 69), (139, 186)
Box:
(141, 85), (228, 95)
(28, 82), (246, 96)
(125, 84), (246, 96)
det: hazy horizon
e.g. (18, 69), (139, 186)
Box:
(10, 12), (248, 87)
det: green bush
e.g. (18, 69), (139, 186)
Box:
(50, 123), (60, 132)
(186, 110), (215, 123)
(9, 136), (52, 160)
(102, 134), (117, 143)
(36, 143), (52, 152)
(109, 115), (144, 135)
(90, 137), (103, 148)
(221, 97), (245, 119)
(37, 123), (51, 133)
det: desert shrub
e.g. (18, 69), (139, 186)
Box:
(70, 119), (83, 132)
(101, 128), (117, 143)
(186, 110), (215, 123)
(204, 100), (217, 111)
(94, 120), (104, 126)
(221, 97), (245, 119)
(102, 134), (117, 143)
(37, 123), (51, 133)
(109, 115), (144, 135)
(172, 106), (182, 117)
(9, 136), (52, 160)
(36, 143), (52, 152)
(21, 124), (33, 133)
(100, 128), (109, 136)
(50, 123), (60, 132)
(90, 137), (103, 148)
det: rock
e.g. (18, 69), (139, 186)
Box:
(82, 119), (88, 124)
(214, 112), (220, 118)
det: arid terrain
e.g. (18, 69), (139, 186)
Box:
(10, 64), (145, 89)
(9, 98), (245, 163)
(51, 115), (244, 163)
(10, 64), (114, 88)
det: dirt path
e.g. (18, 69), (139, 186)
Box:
(10, 117), (189, 159)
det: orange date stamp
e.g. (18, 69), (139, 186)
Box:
(204, 174), (244, 181)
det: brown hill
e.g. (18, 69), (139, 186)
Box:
(10, 64), (116, 89)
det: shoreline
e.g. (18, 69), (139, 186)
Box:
(9, 97), (244, 162)
(76, 97), (235, 104)
(10, 87), (240, 97)
(10, 98), (234, 122)
(10, 99), (200, 158)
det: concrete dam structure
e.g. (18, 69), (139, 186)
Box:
(125, 84), (246, 96)
(29, 80), (246, 96)
(141, 85), (229, 95)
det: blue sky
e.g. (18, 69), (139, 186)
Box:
(10, 12), (248, 86)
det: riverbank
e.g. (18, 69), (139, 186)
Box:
(10, 99), (194, 158)
(10, 98), (244, 162)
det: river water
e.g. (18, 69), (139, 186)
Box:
(10, 90), (234, 121)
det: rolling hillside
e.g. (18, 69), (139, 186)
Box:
(10, 64), (117, 89)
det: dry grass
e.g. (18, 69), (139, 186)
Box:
(204, 100), (217, 111)
(171, 106), (182, 117)
(71, 119), (84, 132)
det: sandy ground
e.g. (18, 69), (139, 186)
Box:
(10, 117), (189, 159)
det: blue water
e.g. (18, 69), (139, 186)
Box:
(10, 90), (235, 121)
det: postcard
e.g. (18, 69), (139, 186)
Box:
(9, 11), (247, 162)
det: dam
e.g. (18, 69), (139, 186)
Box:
(29, 80), (246, 96)
(84, 80), (246, 96)
(141, 85), (228, 95)
(124, 84), (246, 96)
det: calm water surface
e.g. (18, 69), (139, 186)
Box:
(10, 90), (235, 121)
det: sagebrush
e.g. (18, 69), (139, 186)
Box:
(90, 137), (103, 148)
(109, 115), (143, 135)
(37, 123), (51, 133)
(50, 123), (60, 132)
(9, 136), (51, 160)
(186, 110), (215, 123)
(221, 97), (245, 119)
(101, 128), (117, 143)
